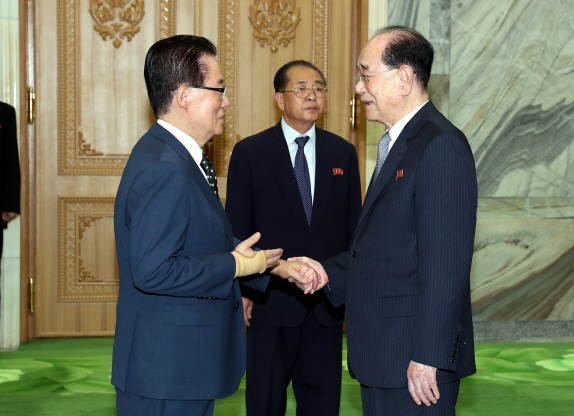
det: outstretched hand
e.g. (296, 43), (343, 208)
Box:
(270, 260), (318, 294)
(234, 232), (282, 267)
(287, 256), (329, 293)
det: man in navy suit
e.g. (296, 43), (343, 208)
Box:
(112, 35), (314, 416)
(0, 101), (21, 270)
(293, 26), (477, 415)
(225, 60), (362, 416)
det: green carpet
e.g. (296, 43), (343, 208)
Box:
(0, 337), (572, 415)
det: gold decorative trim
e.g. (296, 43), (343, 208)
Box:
(218, 0), (236, 176)
(59, 196), (118, 301)
(88, 0), (146, 48)
(58, 0), (178, 175)
(249, 0), (301, 53)
(78, 132), (104, 156)
(158, 0), (177, 39)
(313, 0), (328, 129)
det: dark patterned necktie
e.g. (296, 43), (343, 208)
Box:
(372, 131), (392, 184)
(294, 136), (312, 226)
(200, 152), (219, 198)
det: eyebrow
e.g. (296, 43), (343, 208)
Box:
(356, 63), (369, 71)
(294, 79), (325, 86)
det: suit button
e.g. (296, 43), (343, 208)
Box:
(352, 251), (357, 258)
(307, 236), (312, 241)
(235, 302), (239, 310)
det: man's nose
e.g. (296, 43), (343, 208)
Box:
(355, 81), (365, 94)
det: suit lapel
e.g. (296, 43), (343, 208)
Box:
(309, 129), (333, 235)
(352, 101), (438, 242)
(267, 123), (310, 233)
(149, 123), (232, 235)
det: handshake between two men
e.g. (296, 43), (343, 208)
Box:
(233, 232), (328, 295)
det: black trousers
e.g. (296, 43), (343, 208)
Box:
(116, 388), (214, 416)
(245, 309), (343, 416)
(361, 380), (460, 416)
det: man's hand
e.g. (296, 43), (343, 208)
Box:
(242, 296), (253, 327)
(407, 360), (439, 406)
(1, 212), (18, 223)
(270, 260), (316, 294)
(287, 256), (329, 293)
(234, 232), (282, 267)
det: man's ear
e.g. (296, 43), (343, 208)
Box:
(175, 86), (190, 109)
(398, 65), (414, 96)
(275, 93), (285, 112)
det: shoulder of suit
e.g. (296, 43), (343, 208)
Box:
(235, 125), (277, 149)
(316, 127), (356, 150)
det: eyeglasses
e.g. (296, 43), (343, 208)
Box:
(355, 68), (396, 84)
(173, 85), (227, 100)
(280, 87), (328, 98)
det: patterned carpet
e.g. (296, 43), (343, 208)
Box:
(0, 337), (572, 415)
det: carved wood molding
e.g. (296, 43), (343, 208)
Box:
(158, 0), (177, 39)
(58, 0), (178, 175)
(313, 0), (328, 129)
(59, 196), (118, 301)
(249, 0), (301, 53)
(88, 0), (146, 48)
(218, 0), (237, 176)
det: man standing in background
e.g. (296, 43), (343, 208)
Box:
(226, 60), (362, 416)
(0, 101), (21, 276)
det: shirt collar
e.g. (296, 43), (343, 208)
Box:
(281, 117), (316, 147)
(388, 100), (429, 144)
(157, 119), (204, 166)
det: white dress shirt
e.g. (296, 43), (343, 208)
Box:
(281, 117), (316, 202)
(157, 119), (209, 182)
(387, 100), (429, 151)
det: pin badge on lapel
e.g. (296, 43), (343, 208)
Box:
(396, 170), (403, 179)
(333, 168), (343, 175)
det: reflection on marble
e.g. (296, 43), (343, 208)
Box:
(478, 197), (574, 219)
(471, 219), (574, 321)
(450, 0), (574, 197)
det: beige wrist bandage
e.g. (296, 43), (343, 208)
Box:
(231, 250), (267, 278)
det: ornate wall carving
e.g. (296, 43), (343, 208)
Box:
(249, 0), (301, 53)
(58, 0), (177, 175)
(218, 0), (329, 174)
(59, 196), (119, 301)
(88, 0), (146, 48)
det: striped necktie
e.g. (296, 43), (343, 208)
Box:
(294, 136), (312, 226)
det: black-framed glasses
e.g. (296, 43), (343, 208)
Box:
(173, 84), (227, 99)
(280, 87), (327, 98)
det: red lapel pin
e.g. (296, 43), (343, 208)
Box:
(396, 170), (403, 179)
(333, 168), (343, 175)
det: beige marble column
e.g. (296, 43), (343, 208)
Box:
(0, 0), (21, 351)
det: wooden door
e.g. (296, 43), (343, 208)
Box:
(26, 0), (362, 338)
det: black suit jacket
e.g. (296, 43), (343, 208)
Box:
(226, 122), (362, 327)
(324, 101), (477, 388)
(0, 101), (21, 230)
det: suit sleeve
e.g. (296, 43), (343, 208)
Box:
(411, 133), (477, 372)
(1, 104), (21, 215)
(126, 162), (236, 298)
(322, 250), (350, 308)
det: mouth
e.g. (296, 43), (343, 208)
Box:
(305, 106), (319, 111)
(363, 101), (374, 107)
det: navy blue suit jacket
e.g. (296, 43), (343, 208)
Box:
(226, 122), (362, 327)
(324, 101), (477, 388)
(112, 123), (269, 400)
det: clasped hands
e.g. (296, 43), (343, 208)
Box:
(234, 233), (328, 295)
